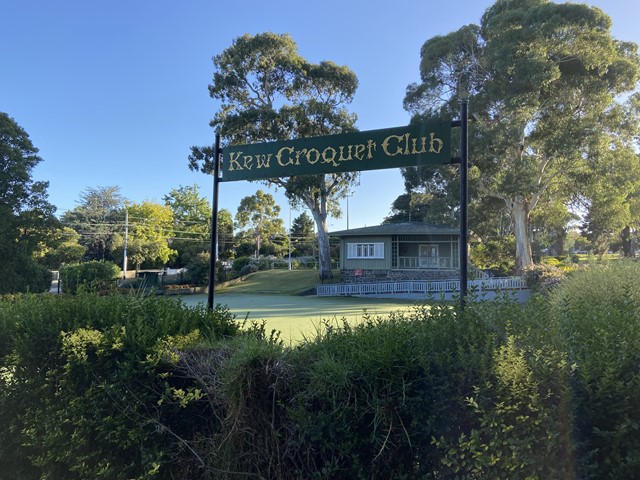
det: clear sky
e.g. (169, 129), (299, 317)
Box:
(2, 0), (638, 231)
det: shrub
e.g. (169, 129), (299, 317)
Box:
(0, 293), (238, 479)
(185, 251), (210, 285)
(239, 263), (258, 277)
(59, 260), (121, 294)
(232, 256), (252, 274)
(548, 261), (640, 479)
(522, 262), (566, 294)
(0, 258), (52, 294)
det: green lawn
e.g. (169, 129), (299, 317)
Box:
(217, 268), (340, 295)
(181, 293), (420, 344)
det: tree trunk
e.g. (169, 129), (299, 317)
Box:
(510, 197), (533, 273)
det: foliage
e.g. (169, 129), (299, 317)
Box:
(59, 261), (121, 294)
(291, 211), (316, 256)
(549, 261), (640, 479)
(3, 262), (640, 479)
(0, 293), (239, 479)
(470, 235), (516, 276)
(62, 186), (125, 262)
(235, 189), (287, 256)
(0, 112), (60, 294)
(403, 0), (640, 272)
(185, 251), (210, 286)
(163, 185), (216, 267)
(189, 32), (359, 281)
(118, 201), (176, 271)
(38, 226), (86, 269)
(522, 262), (567, 294)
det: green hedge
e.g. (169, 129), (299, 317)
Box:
(59, 260), (121, 294)
(0, 293), (238, 479)
(1, 261), (639, 479)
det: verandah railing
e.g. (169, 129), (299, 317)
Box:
(316, 276), (526, 296)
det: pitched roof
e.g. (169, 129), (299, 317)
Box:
(330, 222), (459, 237)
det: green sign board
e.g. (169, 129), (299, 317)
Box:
(220, 121), (451, 182)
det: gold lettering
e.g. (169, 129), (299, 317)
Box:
(242, 155), (253, 170)
(256, 153), (272, 169)
(338, 145), (353, 162)
(366, 140), (377, 159)
(306, 148), (320, 165)
(228, 151), (243, 171)
(295, 149), (306, 166)
(354, 144), (366, 160)
(429, 132), (444, 154)
(381, 134), (403, 156)
(411, 136), (428, 155)
(276, 147), (294, 167)
(322, 146), (338, 167)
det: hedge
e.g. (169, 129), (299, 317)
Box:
(1, 261), (639, 479)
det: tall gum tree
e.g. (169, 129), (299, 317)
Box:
(403, 0), (640, 271)
(189, 33), (359, 280)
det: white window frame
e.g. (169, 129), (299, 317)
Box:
(347, 242), (384, 259)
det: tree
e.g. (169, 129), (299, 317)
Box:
(163, 185), (235, 265)
(290, 211), (316, 256)
(0, 112), (59, 293)
(120, 201), (176, 271)
(235, 190), (287, 257)
(62, 186), (125, 261)
(163, 184), (211, 266)
(39, 227), (87, 269)
(189, 32), (359, 280)
(403, 0), (640, 271)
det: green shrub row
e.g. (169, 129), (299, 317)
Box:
(1, 261), (639, 479)
(0, 293), (239, 479)
(59, 260), (121, 294)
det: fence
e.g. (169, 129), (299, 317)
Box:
(316, 276), (526, 297)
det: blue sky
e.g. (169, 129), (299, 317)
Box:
(2, 0), (638, 231)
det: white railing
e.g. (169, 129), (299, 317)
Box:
(316, 277), (526, 296)
(397, 256), (454, 270)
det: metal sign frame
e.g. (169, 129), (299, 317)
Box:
(207, 101), (469, 310)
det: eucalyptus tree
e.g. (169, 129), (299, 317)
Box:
(235, 190), (287, 257)
(189, 32), (359, 279)
(403, 0), (640, 271)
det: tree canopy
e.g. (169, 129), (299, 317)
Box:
(62, 186), (125, 262)
(189, 32), (359, 279)
(235, 189), (287, 257)
(403, 0), (640, 270)
(0, 112), (59, 293)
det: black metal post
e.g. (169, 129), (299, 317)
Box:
(459, 100), (469, 309)
(207, 133), (221, 310)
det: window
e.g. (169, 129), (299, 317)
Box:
(347, 242), (384, 259)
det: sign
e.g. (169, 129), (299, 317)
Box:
(221, 121), (451, 182)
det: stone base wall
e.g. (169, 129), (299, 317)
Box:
(340, 269), (458, 283)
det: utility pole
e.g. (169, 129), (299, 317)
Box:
(123, 209), (128, 280)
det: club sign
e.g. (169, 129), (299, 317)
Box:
(220, 121), (451, 182)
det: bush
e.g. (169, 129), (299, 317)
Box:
(0, 257), (52, 294)
(548, 261), (640, 479)
(522, 262), (566, 294)
(239, 263), (258, 277)
(185, 251), (210, 285)
(232, 256), (252, 274)
(59, 260), (121, 294)
(0, 293), (239, 479)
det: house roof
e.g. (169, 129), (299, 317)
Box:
(330, 222), (459, 237)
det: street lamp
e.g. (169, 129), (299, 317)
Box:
(346, 192), (353, 230)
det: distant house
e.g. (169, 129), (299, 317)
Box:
(331, 223), (461, 283)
